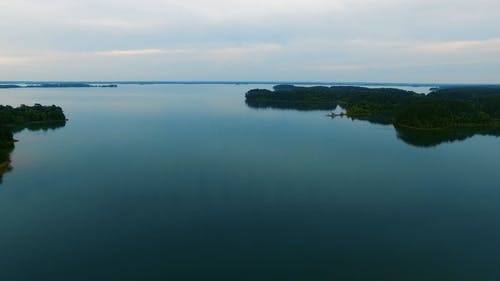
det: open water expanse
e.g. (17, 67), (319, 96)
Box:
(1, 84), (500, 281)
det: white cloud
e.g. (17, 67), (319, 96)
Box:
(0, 0), (499, 82)
(0, 43), (283, 66)
(411, 38), (500, 54)
(0, 56), (31, 66)
(93, 49), (190, 56)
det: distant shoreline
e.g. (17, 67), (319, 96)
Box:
(1, 81), (500, 88)
(0, 83), (117, 89)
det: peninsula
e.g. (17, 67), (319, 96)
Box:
(246, 85), (500, 130)
(0, 104), (66, 183)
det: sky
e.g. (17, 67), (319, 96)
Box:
(1, 0), (499, 83)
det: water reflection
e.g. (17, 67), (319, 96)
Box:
(245, 100), (337, 111)
(246, 101), (500, 147)
(395, 126), (500, 147)
(0, 121), (66, 184)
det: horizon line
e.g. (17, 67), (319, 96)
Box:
(2, 80), (500, 87)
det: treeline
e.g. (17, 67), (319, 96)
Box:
(0, 126), (14, 173)
(0, 104), (66, 125)
(0, 104), (67, 183)
(245, 85), (500, 130)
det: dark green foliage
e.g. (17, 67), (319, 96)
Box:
(428, 86), (500, 100)
(245, 86), (339, 110)
(245, 100), (337, 111)
(0, 104), (66, 125)
(246, 85), (500, 130)
(0, 104), (66, 183)
(394, 98), (492, 129)
(428, 87), (500, 119)
(246, 85), (415, 105)
(246, 85), (418, 123)
(0, 126), (14, 163)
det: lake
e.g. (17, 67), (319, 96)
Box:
(1, 84), (500, 281)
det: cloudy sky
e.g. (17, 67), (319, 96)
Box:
(1, 0), (499, 82)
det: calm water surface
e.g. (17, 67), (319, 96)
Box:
(1, 85), (500, 281)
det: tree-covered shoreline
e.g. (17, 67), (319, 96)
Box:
(0, 104), (66, 183)
(245, 85), (500, 130)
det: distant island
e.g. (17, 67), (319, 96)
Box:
(0, 83), (117, 89)
(0, 104), (66, 183)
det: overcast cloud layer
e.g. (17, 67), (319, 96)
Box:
(1, 0), (499, 82)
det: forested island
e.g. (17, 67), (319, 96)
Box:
(246, 85), (500, 129)
(0, 104), (66, 183)
(246, 85), (500, 146)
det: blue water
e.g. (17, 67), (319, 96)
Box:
(1, 84), (500, 280)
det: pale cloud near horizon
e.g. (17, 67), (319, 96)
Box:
(1, 0), (499, 82)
